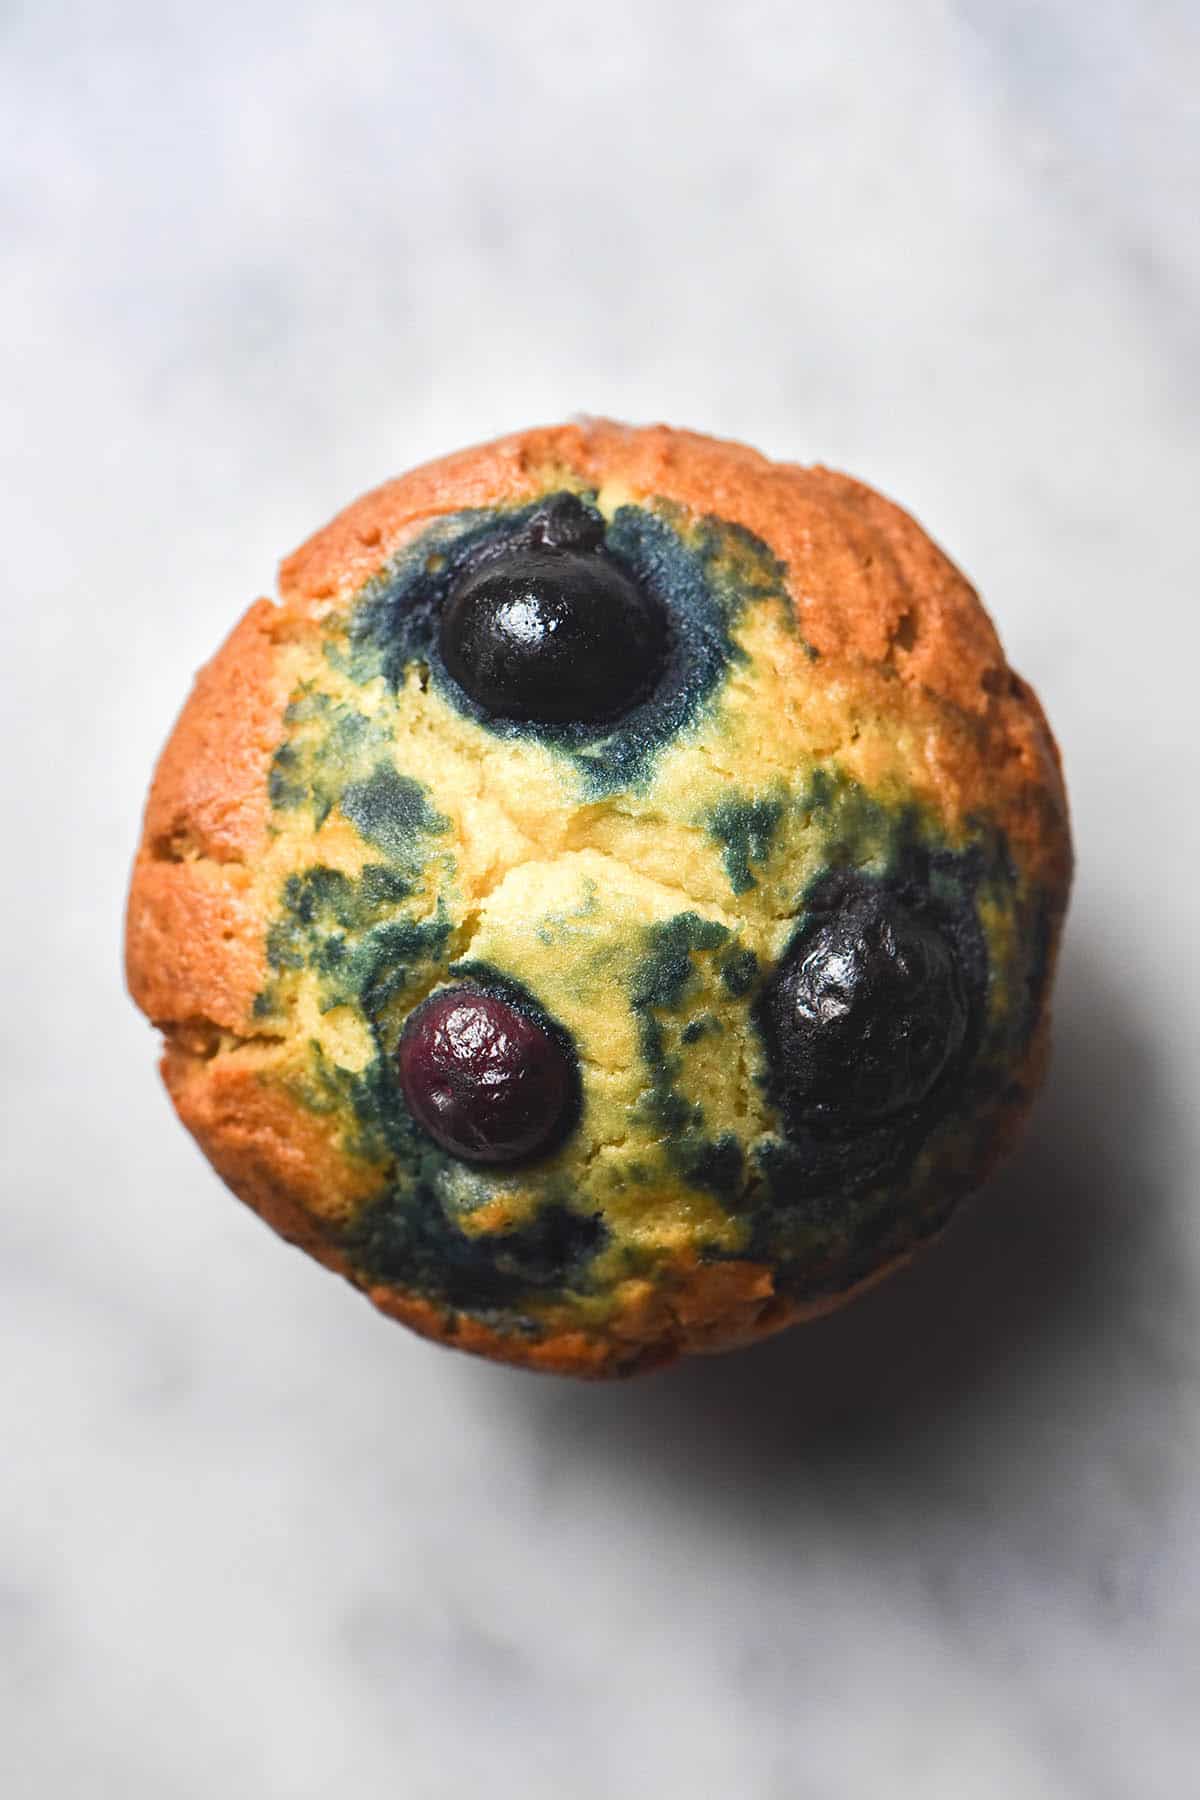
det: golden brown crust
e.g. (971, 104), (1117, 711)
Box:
(125, 598), (297, 1036)
(127, 420), (1071, 1377)
(126, 858), (267, 1035)
(140, 598), (296, 865)
(161, 1041), (383, 1255)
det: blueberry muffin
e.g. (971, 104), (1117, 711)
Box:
(125, 421), (1071, 1376)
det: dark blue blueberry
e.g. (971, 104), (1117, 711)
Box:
(439, 496), (667, 725)
(759, 888), (967, 1139)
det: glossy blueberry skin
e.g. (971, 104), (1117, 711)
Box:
(397, 985), (575, 1165)
(439, 502), (667, 726)
(760, 889), (968, 1139)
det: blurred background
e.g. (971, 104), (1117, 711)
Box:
(3, 2), (1199, 1794)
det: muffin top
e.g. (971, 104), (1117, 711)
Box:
(126, 421), (1070, 1375)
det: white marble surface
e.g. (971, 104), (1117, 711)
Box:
(4, 3), (1199, 1794)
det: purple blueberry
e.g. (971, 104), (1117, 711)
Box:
(397, 985), (574, 1165)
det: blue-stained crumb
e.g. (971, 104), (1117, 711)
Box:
(680, 1012), (720, 1045)
(629, 912), (748, 1201)
(341, 765), (449, 860)
(259, 863), (451, 1022)
(268, 692), (400, 829)
(719, 947), (759, 998)
(632, 911), (729, 1011)
(674, 1131), (744, 1197)
(707, 795), (784, 893)
(345, 1194), (606, 1313)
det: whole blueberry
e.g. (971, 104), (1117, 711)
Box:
(397, 985), (575, 1165)
(439, 502), (666, 726)
(760, 889), (968, 1137)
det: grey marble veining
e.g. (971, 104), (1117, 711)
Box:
(2, 2), (1198, 1795)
